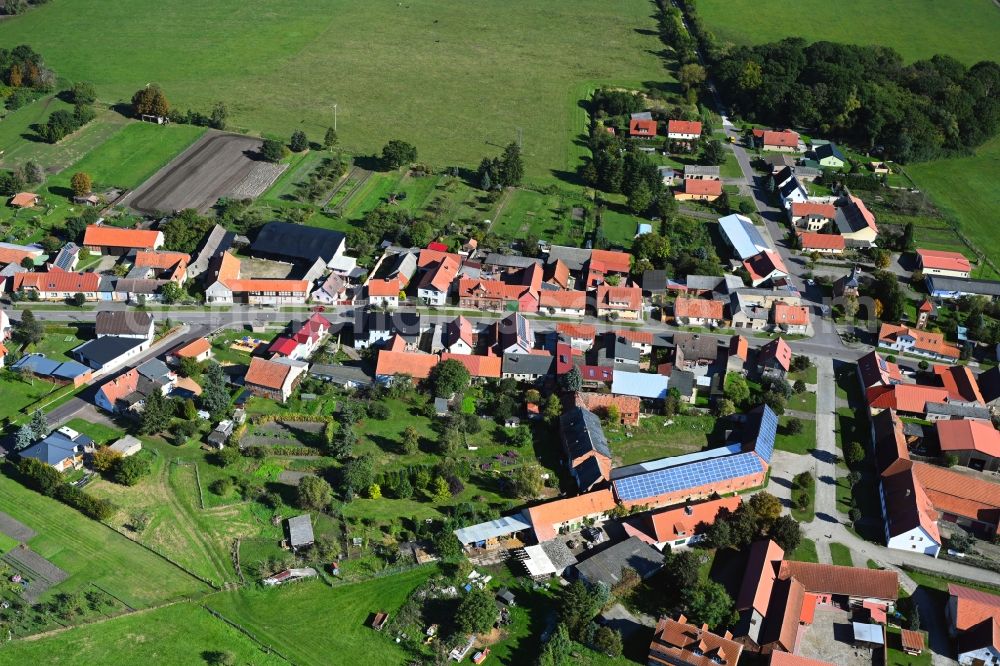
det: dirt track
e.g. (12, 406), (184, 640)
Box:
(127, 132), (264, 215)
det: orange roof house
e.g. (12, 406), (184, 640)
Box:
(630, 118), (658, 138)
(912, 462), (1000, 530)
(133, 250), (190, 283)
(667, 119), (703, 138)
(730, 335), (749, 361)
(440, 353), (502, 379)
(525, 488), (617, 542)
(917, 249), (971, 277)
(648, 615), (742, 666)
(675, 178), (723, 201)
(557, 322), (596, 341)
(539, 289), (587, 312)
(933, 364), (984, 404)
(937, 419), (1000, 459)
(769, 653), (836, 666)
(878, 323), (960, 360)
(753, 128), (800, 149)
(772, 302), (810, 330)
(244, 357), (305, 403)
(674, 297), (725, 323)
(171, 337), (212, 361)
(0, 247), (39, 266)
(866, 384), (951, 415)
(575, 393), (641, 426)
(949, 584), (1000, 632)
(624, 496), (742, 546)
(595, 285), (643, 317)
(13, 271), (101, 296)
(757, 337), (792, 374)
(590, 249), (633, 275)
(615, 328), (654, 347)
(790, 201), (836, 221)
(797, 232), (845, 252)
(9, 192), (39, 208)
(83, 225), (164, 252)
(743, 250), (789, 286)
(374, 350), (439, 380)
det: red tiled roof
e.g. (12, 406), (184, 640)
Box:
(134, 250), (190, 269)
(683, 179), (723, 196)
(98, 368), (140, 406)
(367, 278), (400, 297)
(422, 256), (460, 292)
(744, 250), (789, 283)
(881, 464), (941, 544)
(770, 652), (836, 666)
(937, 419), (1000, 458)
(674, 297), (725, 320)
(917, 249), (971, 273)
(900, 630), (925, 654)
(375, 350), (439, 379)
(596, 285), (642, 310)
(417, 248), (461, 269)
(546, 259), (571, 288)
(13, 271), (100, 293)
(912, 461), (1000, 523)
(848, 196), (878, 233)
(576, 393), (641, 423)
(630, 118), (657, 137)
(867, 384), (951, 413)
(667, 119), (702, 136)
(790, 202), (836, 219)
(579, 365), (613, 382)
(754, 129), (799, 148)
(10, 192), (39, 208)
(773, 302), (810, 326)
(933, 364), (984, 404)
(590, 250), (632, 274)
(0, 248), (37, 266)
(948, 584), (1000, 632)
(457, 278), (528, 301)
(539, 289), (586, 309)
(557, 323), (596, 340)
(644, 496), (741, 543)
(441, 353), (501, 378)
(797, 232), (845, 251)
(648, 615), (742, 666)
(878, 323), (960, 359)
(736, 539), (784, 615)
(758, 337), (792, 371)
(226, 279), (309, 294)
(245, 357), (292, 390)
(426, 241), (449, 252)
(525, 489), (617, 542)
(268, 336), (298, 356)
(857, 350), (904, 390)
(83, 225), (162, 249)
(778, 561), (899, 601)
(615, 329), (654, 345)
(173, 337), (211, 359)
(214, 252), (241, 283)
(730, 335), (749, 360)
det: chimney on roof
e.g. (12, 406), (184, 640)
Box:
(701, 623), (709, 633)
(685, 505), (694, 515)
(723, 630), (733, 640)
(678, 614), (687, 624)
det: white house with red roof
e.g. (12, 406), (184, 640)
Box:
(667, 119), (702, 141)
(917, 249), (972, 279)
(751, 129), (801, 152)
(267, 313), (331, 361)
(835, 196), (879, 247)
(595, 285), (644, 320)
(756, 337), (792, 378)
(82, 225), (164, 256)
(743, 250), (789, 287)
(629, 117), (657, 139)
(13, 271), (101, 301)
(416, 255), (460, 306)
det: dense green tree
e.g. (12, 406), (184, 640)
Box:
(427, 359), (471, 398)
(343, 454), (375, 496)
(701, 140), (726, 166)
(536, 623), (573, 666)
(768, 515), (802, 552)
(510, 463), (544, 499)
(200, 362), (230, 417)
(381, 139), (417, 169)
(138, 390), (172, 435)
(456, 589), (498, 635)
(401, 426), (420, 454)
(14, 425), (34, 451)
(163, 209), (214, 254)
(631, 232), (672, 271)
(627, 180), (653, 215)
(260, 138), (285, 163)
(29, 408), (48, 439)
(323, 127), (338, 149)
(70, 171), (91, 197)
(112, 455), (151, 486)
(297, 476), (333, 511)
(560, 365), (583, 393)
(684, 581), (735, 629)
(290, 130), (308, 152)
(592, 626), (623, 658)
(723, 373), (750, 406)
(498, 142), (525, 187)
(69, 81), (96, 105)
(131, 84), (169, 117)
(14, 309), (44, 346)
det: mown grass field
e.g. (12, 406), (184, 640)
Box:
(0, 472), (208, 607)
(696, 0), (1000, 65)
(42, 122), (206, 194)
(0, 601), (285, 665)
(206, 568), (435, 666)
(0, 0), (666, 180)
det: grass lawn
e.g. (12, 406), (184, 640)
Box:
(0, 471), (208, 607)
(0, 532), (18, 554)
(829, 542), (853, 567)
(695, 0), (1000, 65)
(790, 475), (815, 523)
(0, 374), (62, 425)
(206, 568), (434, 666)
(775, 416), (815, 455)
(788, 365), (817, 385)
(787, 389), (816, 413)
(64, 418), (123, 446)
(0, 96), (130, 173)
(0, 600), (285, 665)
(906, 135), (1000, 271)
(788, 537), (818, 563)
(0, 0), (667, 181)
(28, 323), (93, 362)
(605, 415), (720, 466)
(490, 187), (588, 247)
(42, 122), (207, 194)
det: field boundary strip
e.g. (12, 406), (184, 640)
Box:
(202, 605), (294, 663)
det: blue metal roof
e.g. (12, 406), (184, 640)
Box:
(51, 361), (91, 380)
(613, 451), (765, 502)
(748, 405), (778, 464)
(611, 371), (669, 400)
(718, 214), (768, 260)
(11, 354), (61, 376)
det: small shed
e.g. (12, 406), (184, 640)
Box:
(371, 611), (389, 631)
(207, 419), (234, 449)
(496, 589), (516, 606)
(434, 397), (450, 416)
(108, 435), (142, 457)
(900, 629), (924, 655)
(9, 192), (39, 208)
(287, 514), (315, 551)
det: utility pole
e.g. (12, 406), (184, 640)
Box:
(333, 103), (338, 132)
(516, 127), (523, 149)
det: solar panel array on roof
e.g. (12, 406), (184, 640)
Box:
(613, 452), (764, 502)
(750, 405), (778, 463)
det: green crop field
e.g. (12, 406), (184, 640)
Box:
(0, 601), (286, 665)
(43, 122), (206, 194)
(696, 0), (1000, 65)
(0, 0), (667, 180)
(0, 472), (208, 607)
(206, 568), (435, 665)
